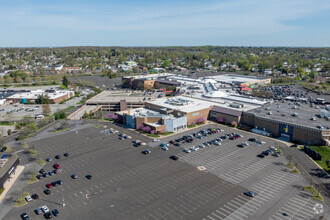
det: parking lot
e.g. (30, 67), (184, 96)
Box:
(3, 122), (328, 219)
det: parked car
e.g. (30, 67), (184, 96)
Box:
(44, 212), (53, 219)
(272, 152), (280, 157)
(57, 179), (63, 185)
(35, 208), (42, 215)
(46, 158), (52, 162)
(71, 174), (78, 179)
(55, 154), (61, 159)
(48, 171), (55, 176)
(53, 164), (60, 169)
(0, 146), (7, 152)
(20, 212), (29, 220)
(41, 205), (50, 213)
(51, 181), (58, 187)
(243, 191), (255, 197)
(63, 152), (69, 157)
(25, 196), (32, 202)
(44, 189), (51, 195)
(86, 174), (92, 180)
(257, 154), (265, 158)
(46, 183), (53, 188)
(36, 174), (43, 180)
(52, 209), (60, 216)
(169, 155), (179, 161)
(174, 143), (180, 147)
(161, 146), (169, 151)
(31, 193), (39, 199)
(183, 148), (191, 153)
(141, 150), (151, 154)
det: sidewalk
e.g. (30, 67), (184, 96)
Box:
(0, 165), (24, 201)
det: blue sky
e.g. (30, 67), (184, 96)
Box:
(0, 0), (329, 47)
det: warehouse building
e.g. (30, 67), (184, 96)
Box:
(6, 89), (74, 104)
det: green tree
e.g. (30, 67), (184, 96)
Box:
(62, 76), (69, 88)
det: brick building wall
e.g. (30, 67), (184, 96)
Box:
(209, 111), (241, 124)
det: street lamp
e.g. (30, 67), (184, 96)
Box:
(59, 169), (65, 207)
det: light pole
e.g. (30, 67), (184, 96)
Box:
(59, 169), (65, 207)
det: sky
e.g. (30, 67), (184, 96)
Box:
(0, 0), (329, 47)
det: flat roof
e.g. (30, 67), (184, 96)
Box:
(123, 73), (174, 80)
(147, 96), (215, 113)
(211, 106), (242, 117)
(7, 90), (72, 100)
(206, 74), (270, 84)
(248, 100), (330, 130)
(86, 90), (162, 104)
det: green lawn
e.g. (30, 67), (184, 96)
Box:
(28, 173), (39, 184)
(159, 132), (174, 136)
(14, 192), (30, 207)
(308, 146), (330, 173)
(50, 128), (69, 133)
(0, 188), (4, 195)
(145, 133), (160, 138)
(188, 124), (196, 128)
(0, 121), (14, 125)
(304, 186), (324, 201)
(37, 158), (46, 166)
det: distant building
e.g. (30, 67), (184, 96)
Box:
(6, 89), (74, 104)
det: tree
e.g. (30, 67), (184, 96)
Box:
(231, 121), (238, 127)
(25, 76), (32, 84)
(36, 94), (49, 104)
(15, 77), (23, 84)
(62, 76), (69, 88)
(5, 76), (14, 85)
(7, 129), (12, 136)
(42, 104), (51, 116)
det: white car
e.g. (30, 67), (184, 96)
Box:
(153, 139), (160, 142)
(41, 205), (49, 213)
(183, 148), (191, 153)
(190, 146), (198, 151)
(241, 142), (249, 146)
(269, 146), (277, 151)
(214, 142), (221, 146)
(25, 196), (32, 202)
(198, 144), (205, 148)
(161, 146), (168, 151)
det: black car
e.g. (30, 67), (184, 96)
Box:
(141, 150), (151, 154)
(44, 212), (53, 219)
(31, 193), (39, 199)
(0, 146), (7, 152)
(39, 169), (46, 174)
(174, 143), (180, 147)
(55, 154), (61, 159)
(248, 138), (256, 142)
(44, 189), (51, 195)
(71, 174), (78, 179)
(36, 174), (43, 180)
(257, 154), (265, 158)
(169, 155), (179, 161)
(262, 150), (271, 156)
(20, 212), (29, 220)
(57, 179), (63, 185)
(42, 173), (49, 178)
(63, 152), (69, 157)
(86, 174), (92, 180)
(52, 209), (60, 216)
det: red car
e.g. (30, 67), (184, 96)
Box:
(46, 183), (53, 188)
(53, 164), (60, 169)
(53, 169), (59, 174)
